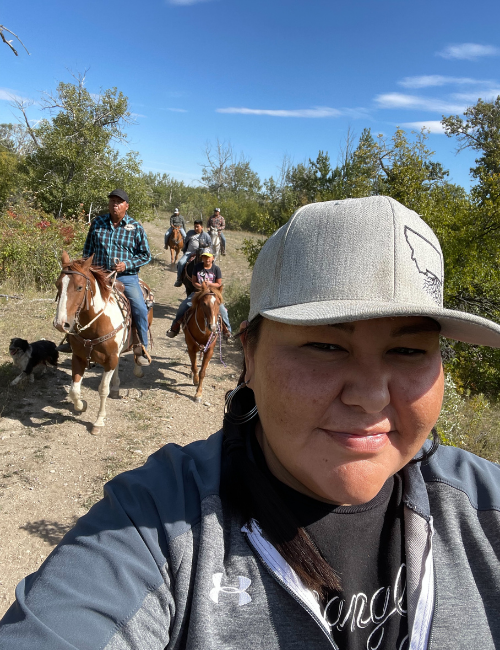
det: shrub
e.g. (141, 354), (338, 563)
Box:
(0, 198), (89, 291)
(224, 281), (251, 331)
(437, 373), (500, 463)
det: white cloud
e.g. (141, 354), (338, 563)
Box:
(437, 43), (500, 60)
(452, 89), (500, 102)
(165, 107), (187, 113)
(398, 75), (495, 89)
(0, 87), (30, 102)
(375, 93), (465, 113)
(216, 106), (342, 118)
(401, 121), (446, 134)
(130, 112), (147, 118)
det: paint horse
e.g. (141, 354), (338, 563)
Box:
(54, 252), (153, 434)
(183, 282), (223, 403)
(166, 225), (184, 265)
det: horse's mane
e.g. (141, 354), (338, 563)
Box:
(67, 259), (113, 302)
(191, 282), (224, 308)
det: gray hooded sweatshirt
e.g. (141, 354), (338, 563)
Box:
(1, 431), (499, 649)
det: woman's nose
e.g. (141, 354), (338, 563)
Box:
(340, 364), (391, 413)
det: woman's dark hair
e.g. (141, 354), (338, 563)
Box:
(222, 314), (441, 601)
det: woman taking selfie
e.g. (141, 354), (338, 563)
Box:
(2, 196), (500, 650)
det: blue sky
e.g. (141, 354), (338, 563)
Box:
(1, 0), (499, 189)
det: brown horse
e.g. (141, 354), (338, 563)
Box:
(166, 226), (184, 264)
(53, 252), (153, 434)
(183, 282), (223, 403)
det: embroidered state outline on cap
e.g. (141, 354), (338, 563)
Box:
(404, 226), (443, 305)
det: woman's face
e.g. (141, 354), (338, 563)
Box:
(242, 316), (444, 505)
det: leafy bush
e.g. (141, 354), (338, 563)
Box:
(0, 198), (89, 290)
(436, 374), (500, 463)
(224, 281), (251, 331)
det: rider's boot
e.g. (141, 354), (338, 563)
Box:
(174, 280), (182, 287)
(134, 344), (151, 366)
(166, 321), (181, 338)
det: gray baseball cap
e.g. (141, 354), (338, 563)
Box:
(249, 196), (500, 347)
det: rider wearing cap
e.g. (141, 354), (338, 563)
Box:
(167, 249), (231, 338)
(164, 208), (187, 247)
(207, 208), (226, 256)
(81, 189), (152, 366)
(173, 220), (211, 287)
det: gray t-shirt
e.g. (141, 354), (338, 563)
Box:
(186, 233), (202, 254)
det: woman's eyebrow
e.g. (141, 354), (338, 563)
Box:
(327, 323), (355, 332)
(392, 322), (441, 337)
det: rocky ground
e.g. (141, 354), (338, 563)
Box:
(0, 220), (258, 615)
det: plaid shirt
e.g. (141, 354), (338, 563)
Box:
(83, 214), (151, 275)
(207, 214), (225, 231)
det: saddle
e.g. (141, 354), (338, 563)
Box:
(113, 278), (154, 354)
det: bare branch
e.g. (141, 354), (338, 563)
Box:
(0, 24), (30, 56)
(10, 97), (39, 148)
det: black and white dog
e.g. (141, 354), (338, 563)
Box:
(9, 338), (59, 386)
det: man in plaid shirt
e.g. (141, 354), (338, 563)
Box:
(82, 188), (152, 366)
(207, 208), (226, 255)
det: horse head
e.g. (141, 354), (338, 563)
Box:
(53, 252), (96, 333)
(193, 282), (223, 333)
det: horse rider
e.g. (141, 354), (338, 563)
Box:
(64, 188), (152, 366)
(207, 207), (226, 256)
(173, 220), (211, 287)
(164, 208), (187, 247)
(167, 249), (231, 339)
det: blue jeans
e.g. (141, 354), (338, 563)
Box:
(176, 253), (191, 282)
(166, 226), (186, 244)
(174, 292), (231, 333)
(220, 232), (226, 251)
(118, 274), (149, 346)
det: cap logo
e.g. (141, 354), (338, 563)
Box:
(404, 227), (443, 304)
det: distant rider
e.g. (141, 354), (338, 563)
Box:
(82, 188), (152, 366)
(207, 207), (226, 256)
(167, 249), (231, 338)
(173, 220), (211, 287)
(164, 208), (187, 247)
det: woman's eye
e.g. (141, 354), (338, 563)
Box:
(388, 347), (425, 356)
(305, 342), (345, 352)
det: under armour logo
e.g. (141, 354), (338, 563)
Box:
(209, 572), (252, 606)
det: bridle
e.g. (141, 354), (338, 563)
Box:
(194, 291), (220, 334)
(59, 267), (97, 333)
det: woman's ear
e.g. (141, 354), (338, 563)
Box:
(239, 321), (255, 386)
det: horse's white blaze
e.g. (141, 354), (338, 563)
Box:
(209, 295), (217, 329)
(54, 275), (70, 328)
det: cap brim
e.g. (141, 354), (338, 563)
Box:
(260, 300), (500, 348)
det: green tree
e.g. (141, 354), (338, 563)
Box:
(19, 74), (150, 220)
(378, 128), (448, 212)
(443, 96), (500, 236)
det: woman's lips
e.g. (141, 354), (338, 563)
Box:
(320, 428), (391, 452)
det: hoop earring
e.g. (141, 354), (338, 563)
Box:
(224, 381), (258, 424)
(411, 427), (440, 464)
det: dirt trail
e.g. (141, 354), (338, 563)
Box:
(0, 221), (257, 615)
